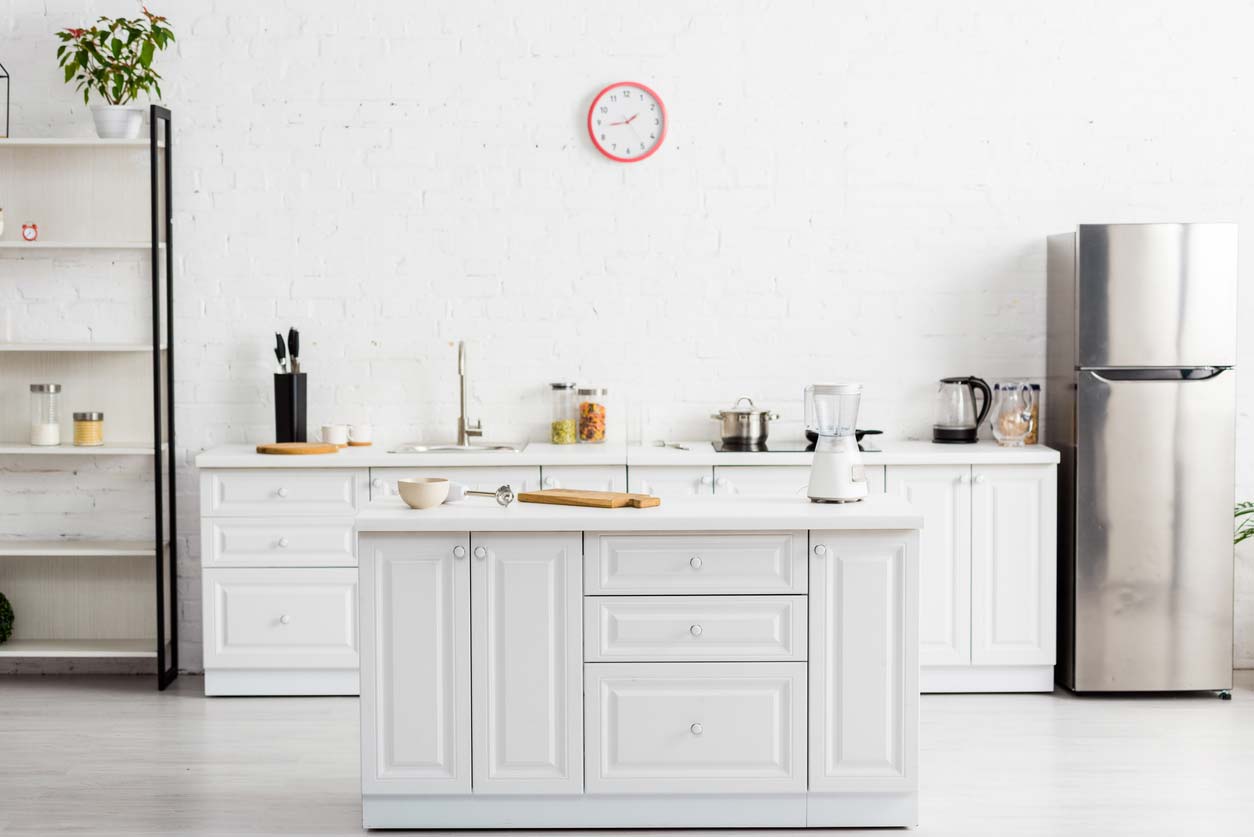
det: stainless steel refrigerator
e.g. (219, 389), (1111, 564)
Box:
(1046, 223), (1237, 693)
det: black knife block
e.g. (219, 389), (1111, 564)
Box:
(274, 373), (307, 443)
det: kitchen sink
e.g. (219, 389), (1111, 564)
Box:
(389, 443), (524, 454)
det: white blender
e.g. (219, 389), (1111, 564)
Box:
(805, 383), (868, 503)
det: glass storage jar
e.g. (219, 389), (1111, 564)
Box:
(577, 387), (608, 444)
(29, 383), (62, 446)
(73, 412), (105, 447)
(549, 382), (577, 445)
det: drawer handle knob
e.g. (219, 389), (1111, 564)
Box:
(690, 624), (703, 637)
(543, 476), (559, 488)
(277, 487), (290, 498)
(689, 556), (702, 570)
(474, 546), (488, 560)
(974, 474), (986, 484)
(813, 544), (827, 556)
(277, 537), (290, 548)
(690, 723), (703, 736)
(279, 614), (291, 625)
(372, 478), (385, 490)
(453, 546), (466, 559)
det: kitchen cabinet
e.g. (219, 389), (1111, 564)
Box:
(808, 530), (917, 793)
(540, 465), (626, 492)
(885, 465), (971, 666)
(471, 532), (582, 794)
(358, 532), (471, 795)
(371, 466), (541, 501)
(713, 465), (885, 497)
(628, 465), (713, 497)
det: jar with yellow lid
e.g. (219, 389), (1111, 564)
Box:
(73, 412), (104, 447)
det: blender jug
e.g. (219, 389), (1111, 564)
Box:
(932, 376), (991, 443)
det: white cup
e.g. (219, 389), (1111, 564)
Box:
(321, 424), (349, 446)
(349, 424), (373, 445)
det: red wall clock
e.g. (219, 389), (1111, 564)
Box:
(587, 81), (667, 163)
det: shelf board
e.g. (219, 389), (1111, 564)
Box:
(0, 343), (166, 353)
(0, 242), (165, 250)
(0, 137), (164, 148)
(0, 539), (163, 558)
(0, 638), (156, 658)
(0, 442), (167, 456)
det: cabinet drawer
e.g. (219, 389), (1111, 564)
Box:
(585, 532), (807, 594)
(585, 662), (806, 794)
(202, 470), (363, 517)
(585, 596), (807, 662)
(203, 518), (356, 567)
(203, 568), (358, 669)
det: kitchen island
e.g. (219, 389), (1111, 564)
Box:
(356, 494), (922, 829)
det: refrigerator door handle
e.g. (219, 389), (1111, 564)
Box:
(1085, 366), (1229, 382)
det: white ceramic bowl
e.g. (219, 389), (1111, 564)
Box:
(397, 477), (450, 510)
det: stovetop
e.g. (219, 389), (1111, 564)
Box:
(712, 439), (882, 453)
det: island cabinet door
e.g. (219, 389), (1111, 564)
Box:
(359, 532), (471, 796)
(885, 465), (971, 666)
(471, 532), (583, 794)
(970, 464), (1057, 666)
(809, 530), (918, 793)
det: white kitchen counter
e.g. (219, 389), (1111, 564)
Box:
(194, 438), (1057, 468)
(357, 493), (923, 533)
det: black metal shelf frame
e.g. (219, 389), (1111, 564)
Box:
(150, 105), (177, 690)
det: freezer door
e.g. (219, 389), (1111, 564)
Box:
(1073, 368), (1234, 691)
(1077, 223), (1237, 368)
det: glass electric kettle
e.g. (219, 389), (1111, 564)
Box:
(932, 376), (991, 444)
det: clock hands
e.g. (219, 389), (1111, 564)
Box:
(608, 113), (640, 127)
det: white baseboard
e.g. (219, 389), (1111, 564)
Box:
(922, 664), (1054, 693)
(204, 669), (358, 696)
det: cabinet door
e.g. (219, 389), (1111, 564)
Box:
(885, 465), (971, 666)
(359, 532), (470, 795)
(471, 532), (582, 794)
(971, 465), (1056, 666)
(627, 465), (713, 497)
(713, 465), (884, 496)
(541, 465), (627, 492)
(809, 530), (918, 793)
(371, 466), (541, 500)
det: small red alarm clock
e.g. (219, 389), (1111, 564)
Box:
(21, 224), (38, 242)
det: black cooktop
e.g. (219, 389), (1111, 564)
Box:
(713, 440), (814, 453)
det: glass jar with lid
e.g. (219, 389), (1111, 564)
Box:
(30, 383), (62, 446)
(577, 387), (608, 444)
(549, 382), (577, 445)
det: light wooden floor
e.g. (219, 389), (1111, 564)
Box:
(2, 673), (1252, 836)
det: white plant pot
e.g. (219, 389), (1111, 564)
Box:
(90, 105), (143, 140)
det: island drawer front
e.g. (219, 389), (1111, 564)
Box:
(585, 662), (807, 794)
(203, 518), (357, 567)
(585, 596), (807, 662)
(585, 532), (807, 595)
(203, 568), (359, 669)
(202, 470), (363, 517)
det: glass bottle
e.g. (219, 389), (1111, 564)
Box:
(549, 382), (577, 445)
(577, 387), (608, 444)
(30, 383), (62, 446)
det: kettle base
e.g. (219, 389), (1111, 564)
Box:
(932, 426), (978, 444)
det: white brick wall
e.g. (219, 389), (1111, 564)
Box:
(3, 0), (1254, 671)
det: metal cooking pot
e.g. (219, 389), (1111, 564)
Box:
(711, 396), (780, 445)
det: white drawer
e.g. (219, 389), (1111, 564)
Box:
(202, 568), (358, 669)
(202, 469), (364, 517)
(585, 532), (807, 595)
(202, 518), (356, 567)
(585, 596), (807, 662)
(584, 662), (806, 794)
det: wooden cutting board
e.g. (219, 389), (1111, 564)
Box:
(256, 442), (340, 455)
(517, 489), (661, 509)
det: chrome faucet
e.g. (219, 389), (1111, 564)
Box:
(456, 340), (483, 446)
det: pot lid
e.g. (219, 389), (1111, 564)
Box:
(715, 396), (773, 417)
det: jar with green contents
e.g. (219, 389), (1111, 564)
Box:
(549, 382), (577, 445)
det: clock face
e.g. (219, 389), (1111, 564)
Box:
(587, 82), (666, 163)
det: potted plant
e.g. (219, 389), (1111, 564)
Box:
(1237, 502), (1254, 546)
(55, 8), (174, 139)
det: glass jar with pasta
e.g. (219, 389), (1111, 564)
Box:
(576, 387), (608, 444)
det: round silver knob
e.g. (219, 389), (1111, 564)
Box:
(813, 544), (827, 556)
(690, 723), (703, 736)
(474, 546), (488, 560)
(277, 537), (290, 548)
(690, 624), (703, 637)
(277, 487), (289, 498)
(958, 474), (969, 484)
(279, 614), (291, 625)
(974, 474), (987, 484)
(453, 546), (466, 559)
(543, 476), (558, 489)
(689, 556), (703, 570)
(700, 474), (713, 486)
(373, 478), (384, 489)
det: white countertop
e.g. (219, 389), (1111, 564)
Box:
(195, 439), (1058, 468)
(356, 493), (924, 532)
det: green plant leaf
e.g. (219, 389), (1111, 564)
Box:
(140, 41), (155, 67)
(63, 62), (77, 83)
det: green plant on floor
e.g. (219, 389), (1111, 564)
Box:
(55, 7), (175, 105)
(1237, 502), (1254, 546)
(0, 591), (12, 644)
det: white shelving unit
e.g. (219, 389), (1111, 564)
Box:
(0, 107), (177, 688)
